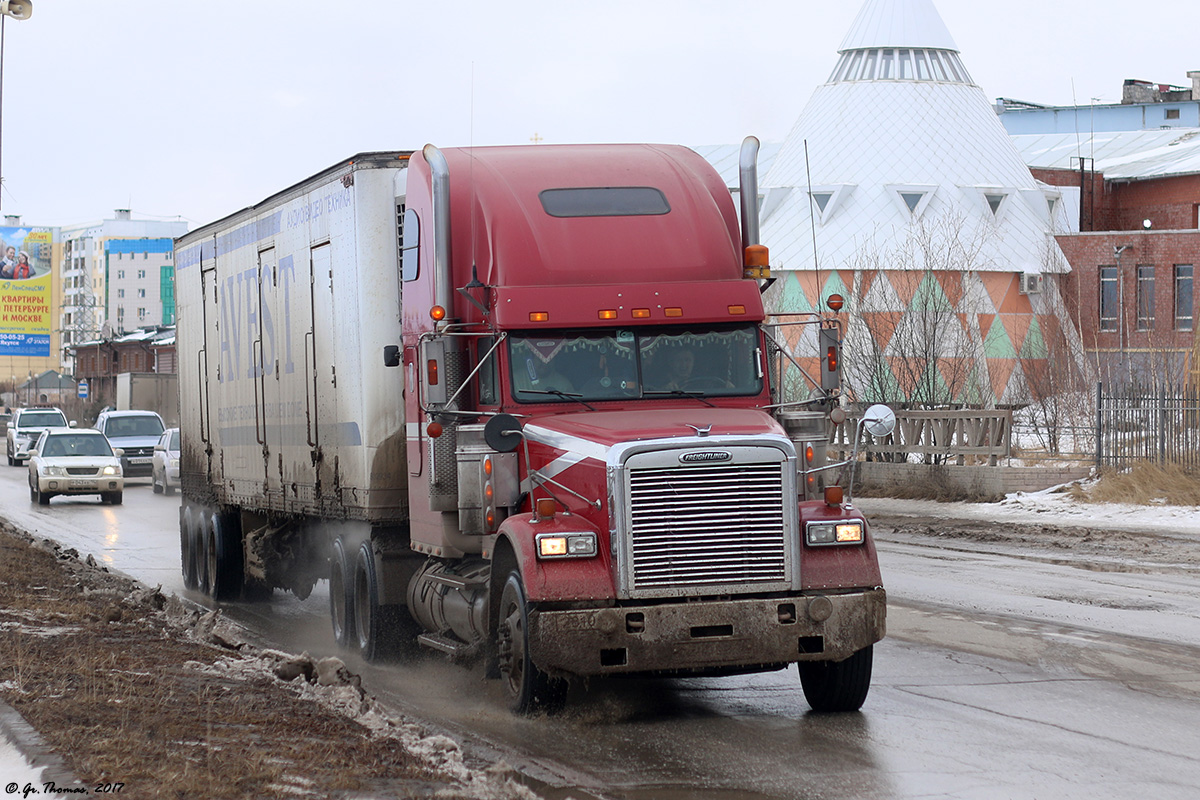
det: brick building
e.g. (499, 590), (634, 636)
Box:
(1013, 126), (1200, 389)
(70, 327), (177, 409)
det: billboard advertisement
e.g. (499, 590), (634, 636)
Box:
(0, 226), (53, 357)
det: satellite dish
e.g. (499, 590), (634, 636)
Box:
(862, 404), (896, 438)
(483, 413), (523, 453)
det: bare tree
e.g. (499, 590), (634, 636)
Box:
(840, 213), (992, 410)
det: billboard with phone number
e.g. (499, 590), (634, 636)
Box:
(0, 226), (53, 357)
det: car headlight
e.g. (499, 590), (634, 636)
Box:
(41, 466), (68, 477)
(805, 520), (864, 546)
(102, 465), (119, 476)
(536, 532), (598, 559)
(170, 458), (180, 468)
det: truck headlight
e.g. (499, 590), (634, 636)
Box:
(536, 532), (598, 559)
(805, 520), (864, 546)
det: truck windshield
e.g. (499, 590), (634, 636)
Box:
(509, 327), (762, 403)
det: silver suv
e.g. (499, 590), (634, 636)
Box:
(7, 407), (71, 466)
(95, 409), (166, 478)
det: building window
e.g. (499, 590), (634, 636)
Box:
(117, 289), (125, 298)
(1166, 109), (1181, 120)
(118, 270), (124, 279)
(117, 307), (125, 320)
(1177, 265), (1194, 331)
(137, 288), (146, 298)
(137, 269), (146, 279)
(1137, 265), (1155, 330)
(1099, 266), (1118, 331)
(138, 308), (146, 319)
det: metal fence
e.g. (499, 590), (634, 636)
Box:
(1096, 384), (1200, 469)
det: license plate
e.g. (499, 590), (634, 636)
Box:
(69, 480), (96, 488)
(129, 457), (152, 465)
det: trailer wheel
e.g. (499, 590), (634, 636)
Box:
(797, 644), (873, 713)
(330, 537), (355, 648)
(181, 506), (198, 591)
(496, 571), (566, 715)
(353, 541), (395, 662)
(197, 512), (213, 596)
(209, 512), (243, 601)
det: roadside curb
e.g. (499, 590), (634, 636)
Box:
(0, 697), (81, 789)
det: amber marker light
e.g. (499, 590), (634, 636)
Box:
(826, 294), (845, 312)
(824, 485), (844, 506)
(430, 305), (447, 321)
(598, 309), (618, 320)
(744, 244), (769, 267)
(426, 359), (439, 386)
(536, 497), (557, 519)
(743, 244), (771, 279)
(427, 421), (443, 438)
(805, 444), (815, 464)
(529, 311), (550, 322)
(483, 456), (493, 476)
(664, 307), (683, 317)
(728, 304), (746, 315)
(632, 308), (651, 319)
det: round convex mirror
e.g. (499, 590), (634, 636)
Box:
(862, 404), (896, 438)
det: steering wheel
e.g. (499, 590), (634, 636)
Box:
(681, 376), (728, 391)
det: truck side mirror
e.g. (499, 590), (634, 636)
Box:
(484, 413), (523, 453)
(383, 345), (401, 368)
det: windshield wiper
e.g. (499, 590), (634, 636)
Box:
(519, 389), (596, 411)
(642, 389), (716, 408)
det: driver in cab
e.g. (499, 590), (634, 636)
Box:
(651, 347), (734, 392)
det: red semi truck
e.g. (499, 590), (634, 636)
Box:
(174, 139), (886, 713)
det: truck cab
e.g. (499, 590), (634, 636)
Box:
(394, 143), (884, 712)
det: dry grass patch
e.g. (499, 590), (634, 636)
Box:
(1070, 462), (1200, 506)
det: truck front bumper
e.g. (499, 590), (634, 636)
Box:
(528, 588), (885, 678)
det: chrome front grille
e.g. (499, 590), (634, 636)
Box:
(626, 460), (788, 593)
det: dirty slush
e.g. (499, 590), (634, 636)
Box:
(0, 522), (541, 800)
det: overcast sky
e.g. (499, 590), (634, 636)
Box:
(1, 0), (1196, 228)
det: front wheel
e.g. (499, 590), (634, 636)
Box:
(102, 491), (123, 505)
(797, 645), (874, 713)
(496, 571), (566, 715)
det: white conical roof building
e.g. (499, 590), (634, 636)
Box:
(760, 0), (1083, 406)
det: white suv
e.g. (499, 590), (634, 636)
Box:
(7, 407), (71, 466)
(95, 410), (166, 478)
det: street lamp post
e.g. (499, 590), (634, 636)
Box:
(0, 1), (33, 212)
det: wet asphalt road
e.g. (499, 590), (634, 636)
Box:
(4, 466), (1200, 799)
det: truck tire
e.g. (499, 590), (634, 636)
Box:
(496, 571), (567, 715)
(181, 506), (199, 591)
(330, 537), (356, 648)
(797, 644), (873, 713)
(197, 512), (213, 596)
(353, 541), (394, 662)
(209, 512), (243, 601)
